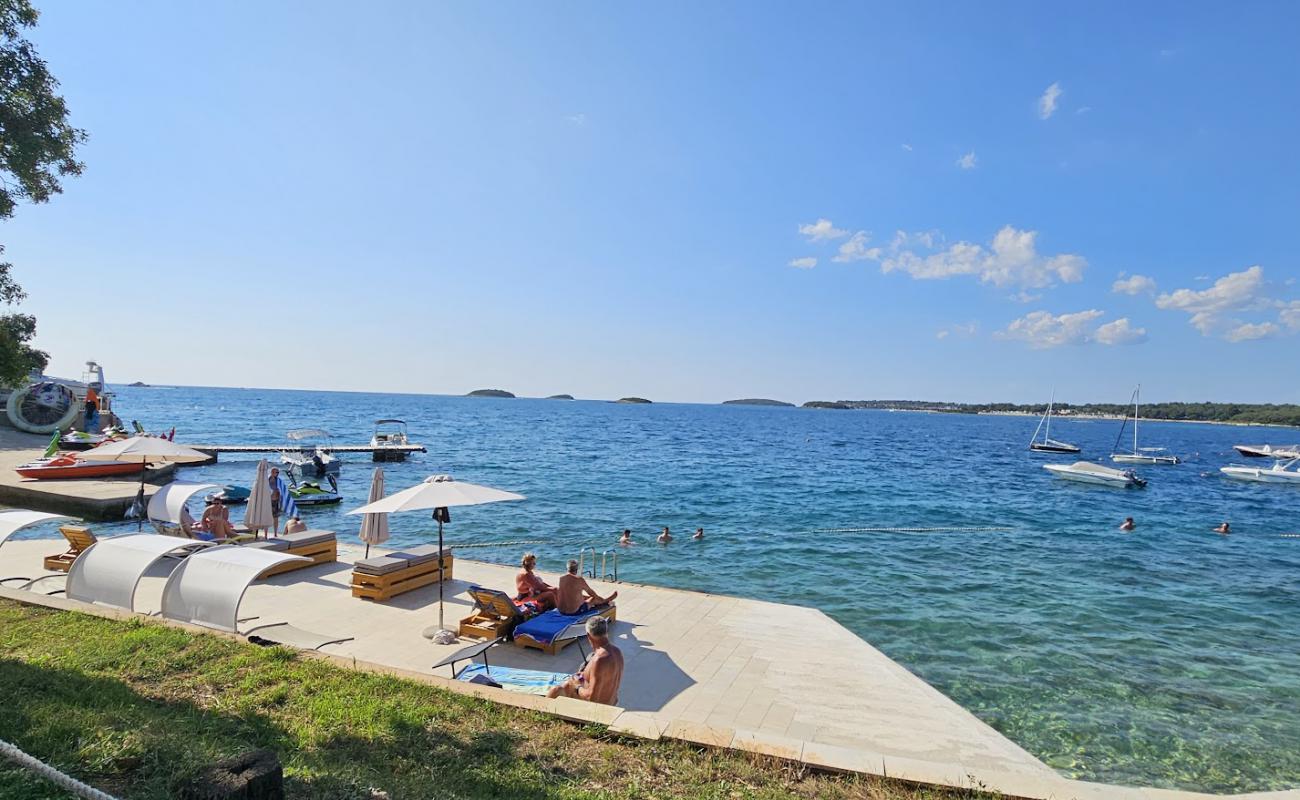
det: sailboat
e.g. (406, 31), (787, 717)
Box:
(1110, 385), (1180, 465)
(1028, 392), (1080, 453)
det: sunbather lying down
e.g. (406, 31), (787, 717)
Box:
(556, 559), (618, 615)
(547, 616), (623, 704)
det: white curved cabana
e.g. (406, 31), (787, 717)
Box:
(147, 481), (220, 525)
(159, 546), (309, 632)
(0, 510), (69, 550)
(66, 534), (210, 611)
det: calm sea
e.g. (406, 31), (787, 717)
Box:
(23, 386), (1300, 792)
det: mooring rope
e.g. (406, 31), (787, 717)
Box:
(808, 526), (1014, 534)
(0, 739), (119, 800)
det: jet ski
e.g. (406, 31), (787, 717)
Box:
(289, 475), (342, 505)
(204, 484), (250, 505)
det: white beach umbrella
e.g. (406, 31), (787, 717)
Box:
(358, 467), (389, 558)
(243, 460), (274, 536)
(348, 474), (525, 643)
(81, 436), (211, 530)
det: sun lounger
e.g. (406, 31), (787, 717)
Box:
(512, 604), (616, 655)
(351, 545), (453, 601)
(42, 525), (97, 572)
(458, 585), (546, 641)
(244, 622), (354, 651)
(249, 530), (337, 577)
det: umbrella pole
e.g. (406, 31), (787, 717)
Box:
(425, 508), (457, 644)
(137, 459), (147, 532)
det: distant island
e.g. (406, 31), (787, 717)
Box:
(617, 397), (652, 404)
(467, 389), (515, 398)
(723, 398), (794, 407)
(799, 399), (1300, 427)
(546, 394), (575, 400)
(127, 381), (150, 388)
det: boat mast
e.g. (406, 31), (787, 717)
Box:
(1045, 391), (1054, 441)
(1133, 385), (1140, 454)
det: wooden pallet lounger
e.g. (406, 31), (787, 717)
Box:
(351, 545), (453, 601)
(513, 604), (617, 656)
(246, 530), (338, 577)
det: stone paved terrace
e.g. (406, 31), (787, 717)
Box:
(1, 535), (1297, 800)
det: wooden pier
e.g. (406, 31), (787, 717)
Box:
(184, 443), (427, 464)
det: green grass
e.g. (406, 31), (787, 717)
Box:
(0, 600), (992, 799)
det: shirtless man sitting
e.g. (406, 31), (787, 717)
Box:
(556, 559), (618, 615)
(547, 616), (623, 705)
(516, 553), (556, 609)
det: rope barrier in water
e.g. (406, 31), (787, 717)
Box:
(808, 526), (1014, 533)
(0, 739), (119, 800)
(447, 540), (545, 549)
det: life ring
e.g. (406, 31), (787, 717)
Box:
(6, 381), (81, 434)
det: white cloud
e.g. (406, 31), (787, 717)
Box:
(1155, 266), (1269, 335)
(565, 113), (586, 125)
(1075, 106), (1092, 115)
(1112, 273), (1157, 295)
(1281, 301), (1300, 330)
(1225, 322), (1279, 342)
(831, 231), (881, 263)
(1094, 318), (1149, 345)
(997, 310), (1105, 348)
(956, 151), (977, 170)
(788, 257), (817, 269)
(879, 225), (1086, 289)
(936, 322), (979, 340)
(1038, 82), (1063, 120)
(997, 310), (1145, 348)
(901, 143), (913, 152)
(798, 218), (849, 242)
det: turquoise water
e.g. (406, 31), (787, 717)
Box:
(25, 386), (1300, 792)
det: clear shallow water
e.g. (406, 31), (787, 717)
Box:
(23, 386), (1300, 792)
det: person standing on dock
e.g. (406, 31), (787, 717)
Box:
(269, 467), (283, 535)
(83, 385), (100, 433)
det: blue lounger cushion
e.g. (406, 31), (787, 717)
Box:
(456, 663), (568, 695)
(512, 606), (609, 646)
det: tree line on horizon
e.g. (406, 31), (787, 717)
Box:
(802, 399), (1300, 427)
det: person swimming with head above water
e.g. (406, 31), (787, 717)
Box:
(1214, 521), (1231, 535)
(556, 559), (618, 615)
(657, 526), (672, 544)
(1119, 517), (1135, 532)
(619, 528), (632, 546)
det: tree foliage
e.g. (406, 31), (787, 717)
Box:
(0, 0), (82, 385)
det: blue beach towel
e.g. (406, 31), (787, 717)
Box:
(456, 663), (568, 695)
(513, 607), (608, 646)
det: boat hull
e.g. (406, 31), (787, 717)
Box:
(1220, 466), (1300, 484)
(1044, 462), (1145, 488)
(1234, 445), (1300, 459)
(16, 461), (145, 479)
(1111, 454), (1180, 465)
(1030, 443), (1080, 454)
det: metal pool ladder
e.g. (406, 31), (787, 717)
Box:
(578, 546), (619, 582)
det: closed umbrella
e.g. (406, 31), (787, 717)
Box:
(358, 467), (389, 558)
(81, 436), (210, 530)
(348, 474), (524, 644)
(243, 460), (274, 537)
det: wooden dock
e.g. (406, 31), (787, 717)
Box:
(184, 443), (427, 464)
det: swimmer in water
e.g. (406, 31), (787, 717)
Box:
(692, 527), (704, 540)
(657, 526), (672, 544)
(1119, 517), (1135, 532)
(1214, 521), (1231, 535)
(619, 528), (632, 546)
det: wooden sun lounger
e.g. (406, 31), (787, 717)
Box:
(249, 530), (338, 577)
(350, 547), (453, 601)
(513, 604), (617, 656)
(42, 525), (97, 572)
(458, 586), (534, 641)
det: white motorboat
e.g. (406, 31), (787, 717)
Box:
(1045, 461), (1147, 488)
(1110, 386), (1180, 465)
(280, 428), (341, 479)
(1028, 391), (1080, 453)
(371, 418), (410, 462)
(1220, 458), (1300, 485)
(1233, 444), (1300, 460)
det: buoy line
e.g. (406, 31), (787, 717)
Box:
(447, 540), (545, 549)
(0, 739), (119, 800)
(809, 526), (1014, 534)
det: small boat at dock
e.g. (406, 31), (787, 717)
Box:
(15, 455), (146, 480)
(1233, 444), (1300, 460)
(1220, 458), (1300, 485)
(1045, 461), (1147, 488)
(371, 419), (411, 462)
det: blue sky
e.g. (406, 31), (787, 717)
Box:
(6, 1), (1298, 403)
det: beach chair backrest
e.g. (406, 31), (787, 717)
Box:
(59, 525), (96, 553)
(468, 586), (521, 620)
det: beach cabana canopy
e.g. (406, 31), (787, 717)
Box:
(0, 510), (69, 549)
(66, 534), (210, 611)
(147, 482), (220, 525)
(159, 546), (309, 632)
